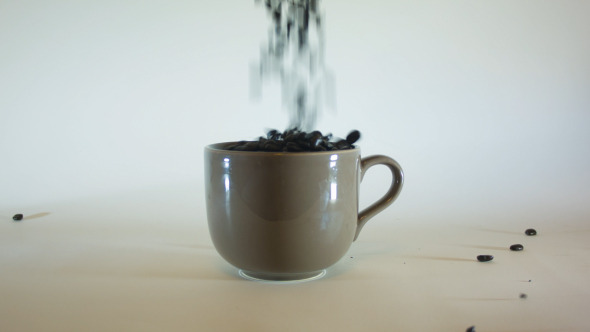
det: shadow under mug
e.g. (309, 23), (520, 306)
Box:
(205, 143), (403, 281)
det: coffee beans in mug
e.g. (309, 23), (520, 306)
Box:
(226, 128), (361, 152)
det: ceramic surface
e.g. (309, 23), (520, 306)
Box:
(204, 143), (403, 280)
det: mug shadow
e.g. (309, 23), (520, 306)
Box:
(213, 257), (356, 283)
(458, 244), (508, 251)
(465, 225), (522, 235)
(407, 255), (476, 262)
(448, 297), (517, 301)
(67, 255), (238, 282)
(22, 212), (51, 220)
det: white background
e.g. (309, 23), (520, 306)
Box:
(2, 1), (589, 225)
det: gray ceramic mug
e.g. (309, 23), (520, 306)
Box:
(205, 143), (403, 281)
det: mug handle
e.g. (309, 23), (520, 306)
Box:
(354, 155), (404, 241)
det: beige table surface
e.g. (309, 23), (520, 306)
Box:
(1, 184), (589, 332)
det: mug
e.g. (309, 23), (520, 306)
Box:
(204, 143), (403, 281)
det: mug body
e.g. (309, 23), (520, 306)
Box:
(205, 143), (361, 280)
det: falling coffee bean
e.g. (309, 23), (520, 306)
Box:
(477, 255), (494, 262)
(510, 244), (524, 251)
(525, 228), (537, 236)
(466, 326), (476, 332)
(12, 214), (23, 221)
(345, 130), (361, 144)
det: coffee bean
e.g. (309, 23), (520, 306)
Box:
(312, 144), (327, 151)
(224, 129), (361, 152)
(12, 214), (23, 221)
(346, 130), (361, 144)
(477, 255), (494, 262)
(267, 129), (280, 140)
(525, 228), (537, 236)
(334, 139), (351, 150)
(311, 137), (323, 149)
(295, 138), (311, 149)
(226, 143), (238, 150)
(310, 0), (318, 13)
(263, 140), (282, 151)
(308, 130), (322, 140)
(226, 141), (247, 150)
(286, 142), (303, 152)
(519, 293), (527, 299)
(272, 7), (281, 23)
(466, 326), (476, 332)
(510, 244), (524, 251)
(243, 142), (260, 151)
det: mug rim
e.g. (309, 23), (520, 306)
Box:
(205, 142), (360, 156)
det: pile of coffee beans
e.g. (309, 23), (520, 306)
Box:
(226, 128), (360, 152)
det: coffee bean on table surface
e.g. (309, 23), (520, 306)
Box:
(510, 244), (524, 251)
(12, 214), (23, 221)
(466, 326), (476, 332)
(226, 128), (361, 152)
(525, 228), (537, 236)
(519, 293), (527, 299)
(476, 255), (494, 262)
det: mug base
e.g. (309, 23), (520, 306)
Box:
(238, 269), (326, 283)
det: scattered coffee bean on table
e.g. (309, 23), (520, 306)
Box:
(476, 255), (494, 262)
(525, 228), (537, 236)
(226, 128), (361, 152)
(510, 244), (524, 251)
(466, 326), (476, 332)
(12, 214), (23, 221)
(520, 293), (527, 299)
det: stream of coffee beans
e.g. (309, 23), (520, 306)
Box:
(234, 1), (349, 152)
(252, 0), (334, 131)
